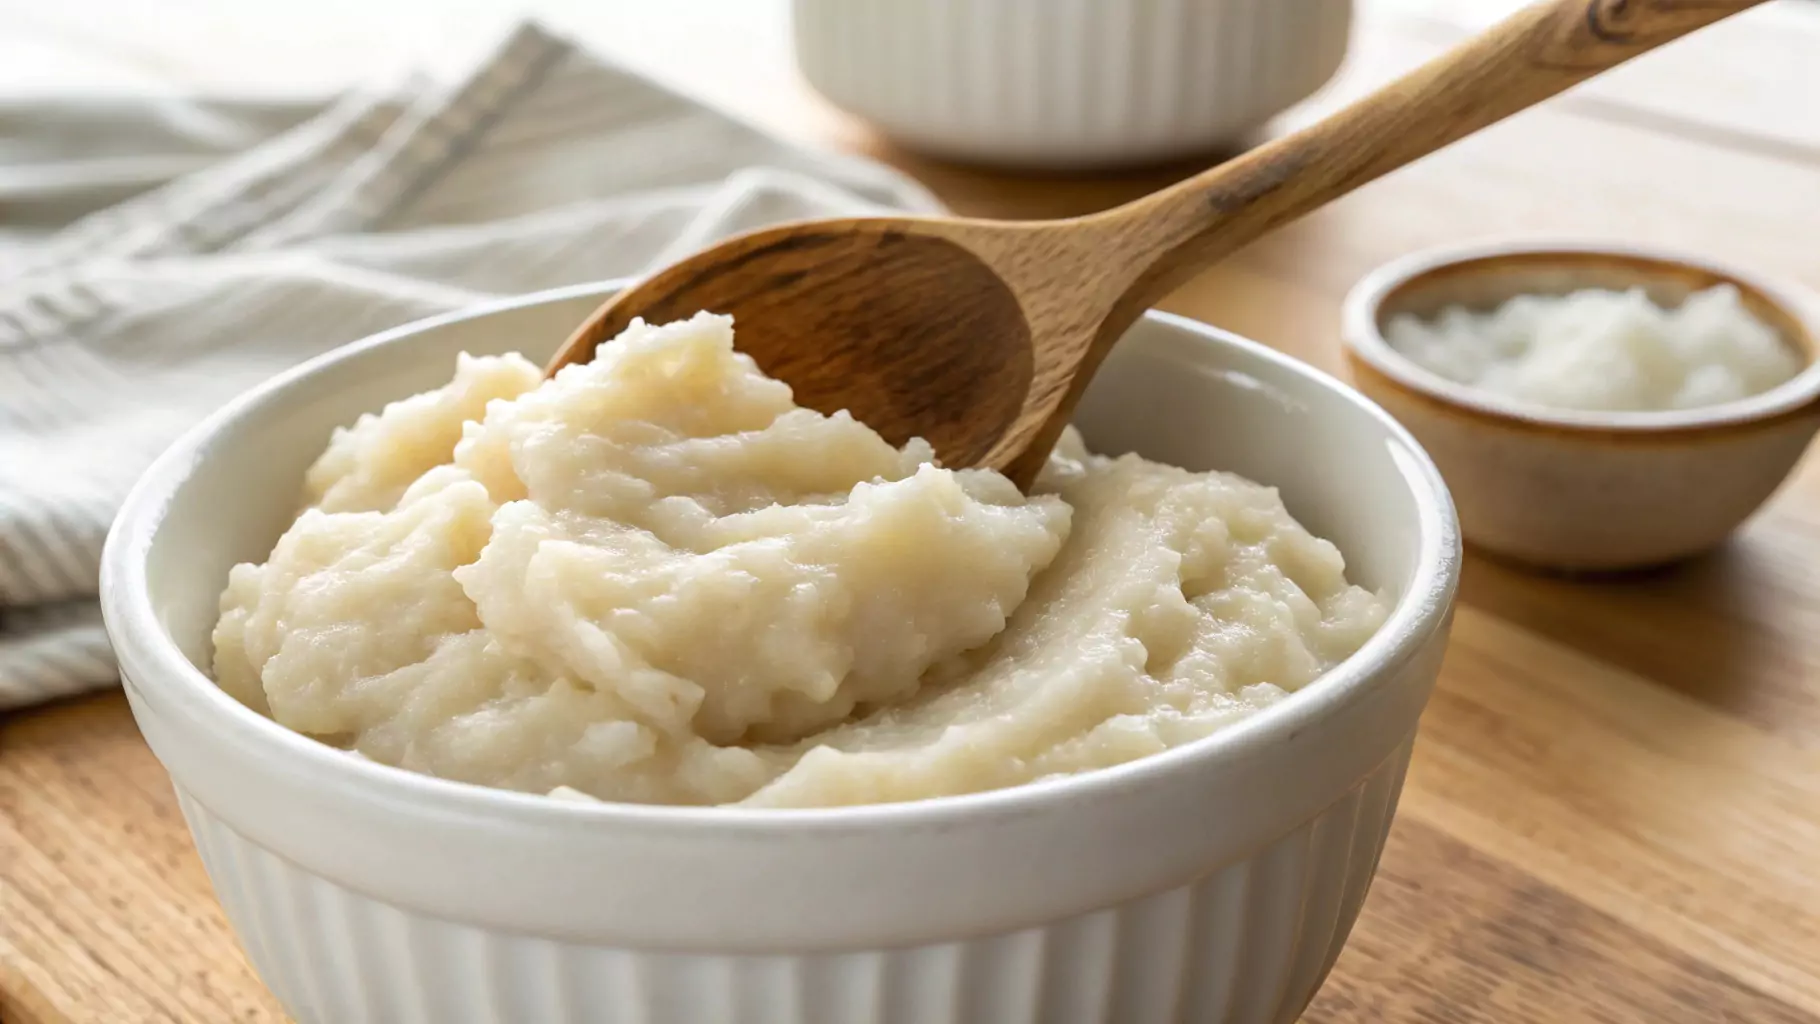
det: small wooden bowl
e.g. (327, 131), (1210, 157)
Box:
(1341, 240), (1820, 572)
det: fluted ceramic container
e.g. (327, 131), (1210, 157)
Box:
(792, 0), (1353, 169)
(102, 283), (1458, 1024)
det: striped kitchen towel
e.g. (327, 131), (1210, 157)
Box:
(0, 22), (940, 709)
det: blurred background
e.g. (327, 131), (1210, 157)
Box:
(3, 0), (1786, 101)
(0, 1), (779, 97)
(4, 0), (1808, 216)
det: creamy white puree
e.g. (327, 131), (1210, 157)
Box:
(214, 313), (1385, 807)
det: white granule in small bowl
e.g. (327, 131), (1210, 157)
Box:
(1384, 284), (1803, 412)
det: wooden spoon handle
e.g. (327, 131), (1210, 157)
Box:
(1099, 0), (1768, 310)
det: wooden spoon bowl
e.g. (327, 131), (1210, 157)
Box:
(567, 223), (1038, 472)
(550, 0), (1766, 488)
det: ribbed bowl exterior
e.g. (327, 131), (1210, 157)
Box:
(792, 0), (1352, 168)
(175, 737), (1407, 1024)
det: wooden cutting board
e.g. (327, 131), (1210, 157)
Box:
(5, 2), (1820, 1021)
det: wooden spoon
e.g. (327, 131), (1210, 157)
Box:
(548, 0), (1764, 488)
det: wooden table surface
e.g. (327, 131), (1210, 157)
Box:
(5, 2), (1820, 1022)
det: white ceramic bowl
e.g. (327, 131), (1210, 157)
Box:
(101, 282), (1458, 1024)
(1343, 239), (1820, 572)
(792, 0), (1352, 169)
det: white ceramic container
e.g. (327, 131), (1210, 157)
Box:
(101, 282), (1458, 1024)
(1343, 239), (1820, 572)
(791, 0), (1353, 169)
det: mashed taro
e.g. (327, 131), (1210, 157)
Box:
(213, 313), (1386, 807)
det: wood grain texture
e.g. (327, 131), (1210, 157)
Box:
(1305, 816), (1820, 1024)
(6, 3), (1820, 1022)
(1098, 0), (1773, 308)
(549, 0), (1766, 489)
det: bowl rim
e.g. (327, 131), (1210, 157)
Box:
(101, 280), (1460, 838)
(1340, 237), (1820, 438)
